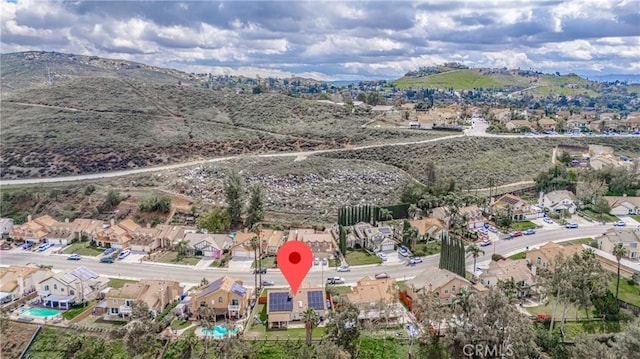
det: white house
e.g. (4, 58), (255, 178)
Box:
(38, 266), (109, 309)
(540, 190), (578, 214)
(0, 265), (53, 304)
(604, 196), (640, 216)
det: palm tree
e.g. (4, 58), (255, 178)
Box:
(612, 243), (628, 299)
(380, 208), (393, 221)
(466, 244), (484, 274)
(250, 236), (259, 291)
(408, 204), (422, 220)
(302, 308), (319, 346)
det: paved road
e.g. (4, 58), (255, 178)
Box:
(0, 225), (612, 288)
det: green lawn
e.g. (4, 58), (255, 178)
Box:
(170, 319), (192, 330)
(62, 302), (96, 320)
(559, 320), (629, 340)
(396, 280), (407, 291)
(344, 250), (382, 266)
(210, 258), (228, 267)
(412, 241), (440, 256)
(331, 286), (353, 295)
(252, 256), (276, 268)
(526, 296), (593, 320)
(609, 275), (640, 306)
(108, 278), (137, 289)
(61, 242), (104, 256)
(580, 209), (619, 222)
(155, 251), (201, 265)
(508, 252), (526, 260)
(558, 237), (595, 247)
(630, 215), (640, 222)
(247, 324), (325, 339)
(509, 221), (537, 230)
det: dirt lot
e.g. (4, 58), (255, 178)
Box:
(1, 321), (40, 359)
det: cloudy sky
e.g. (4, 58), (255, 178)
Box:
(1, 0), (639, 80)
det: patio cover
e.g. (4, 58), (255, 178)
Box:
(0, 292), (12, 301)
(44, 295), (75, 303)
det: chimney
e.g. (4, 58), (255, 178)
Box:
(110, 219), (115, 226)
(27, 215), (32, 222)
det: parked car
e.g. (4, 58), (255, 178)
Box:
(479, 239), (492, 247)
(399, 246), (409, 257)
(614, 221), (626, 227)
(327, 277), (345, 284)
(337, 266), (350, 272)
(374, 272), (389, 279)
(523, 229), (536, 235)
(262, 280), (274, 286)
(118, 249), (131, 259)
(409, 256), (423, 264)
(543, 218), (554, 224)
(253, 268), (267, 274)
(100, 257), (114, 264)
(22, 242), (34, 250)
(37, 243), (52, 252)
(487, 226), (498, 233)
(67, 254), (81, 261)
(565, 223), (579, 229)
(314, 258), (319, 265)
(103, 247), (116, 256)
(511, 231), (523, 237)
(377, 252), (387, 261)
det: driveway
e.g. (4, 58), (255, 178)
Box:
(618, 215), (640, 227)
(228, 258), (254, 271)
(118, 252), (146, 264)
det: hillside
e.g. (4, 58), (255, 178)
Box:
(394, 66), (600, 97)
(0, 75), (444, 179)
(0, 51), (198, 94)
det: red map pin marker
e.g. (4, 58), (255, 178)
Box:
(277, 241), (313, 295)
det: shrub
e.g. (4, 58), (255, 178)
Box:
(139, 196), (171, 213)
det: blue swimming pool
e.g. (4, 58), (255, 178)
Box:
(201, 325), (238, 338)
(20, 307), (61, 318)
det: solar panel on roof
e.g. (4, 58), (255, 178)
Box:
(378, 227), (392, 234)
(501, 196), (519, 205)
(268, 292), (293, 312)
(199, 277), (225, 298)
(307, 291), (325, 310)
(230, 283), (246, 297)
(71, 266), (99, 281)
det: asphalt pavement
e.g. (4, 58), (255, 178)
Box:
(0, 225), (613, 288)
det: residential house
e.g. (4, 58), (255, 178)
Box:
(370, 105), (395, 115)
(46, 218), (79, 245)
(0, 265), (53, 304)
(590, 155), (634, 171)
(300, 232), (337, 258)
(230, 231), (260, 260)
(0, 218), (14, 235)
(408, 218), (447, 241)
(187, 276), (251, 319)
(565, 118), (590, 132)
(38, 266), (108, 309)
(104, 279), (183, 319)
(9, 215), (57, 243)
(505, 120), (531, 132)
(72, 218), (105, 242)
(184, 233), (230, 258)
(604, 196), (640, 216)
(262, 229), (285, 256)
(129, 225), (162, 253)
(346, 276), (403, 321)
(155, 224), (186, 249)
(267, 282), (327, 328)
(525, 242), (583, 270)
(353, 223), (395, 252)
(538, 118), (557, 131)
(290, 228), (316, 241)
(491, 194), (541, 221)
(597, 228), (640, 260)
(94, 219), (141, 249)
(432, 205), (485, 229)
(540, 190), (578, 214)
(405, 267), (485, 305)
(479, 259), (536, 298)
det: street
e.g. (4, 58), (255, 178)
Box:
(0, 225), (613, 289)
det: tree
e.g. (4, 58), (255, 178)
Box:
(593, 197), (611, 223)
(131, 300), (150, 321)
(302, 308), (319, 346)
(444, 287), (539, 358)
(576, 179), (608, 208)
(408, 204), (422, 220)
(338, 225), (348, 254)
(613, 324), (640, 359)
(175, 240), (189, 261)
(380, 208), (393, 221)
(197, 207), (231, 233)
(571, 335), (615, 359)
(224, 170), (244, 227)
(465, 244), (484, 274)
(245, 185), (265, 228)
(325, 299), (361, 356)
(0, 307), (10, 335)
(612, 243), (628, 300)
(438, 233), (465, 277)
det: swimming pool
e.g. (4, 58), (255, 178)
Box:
(20, 307), (61, 318)
(201, 325), (239, 338)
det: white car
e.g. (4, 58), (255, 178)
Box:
(337, 266), (350, 272)
(327, 277), (345, 284)
(614, 221), (626, 227)
(377, 253), (387, 261)
(409, 256), (423, 265)
(118, 249), (131, 259)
